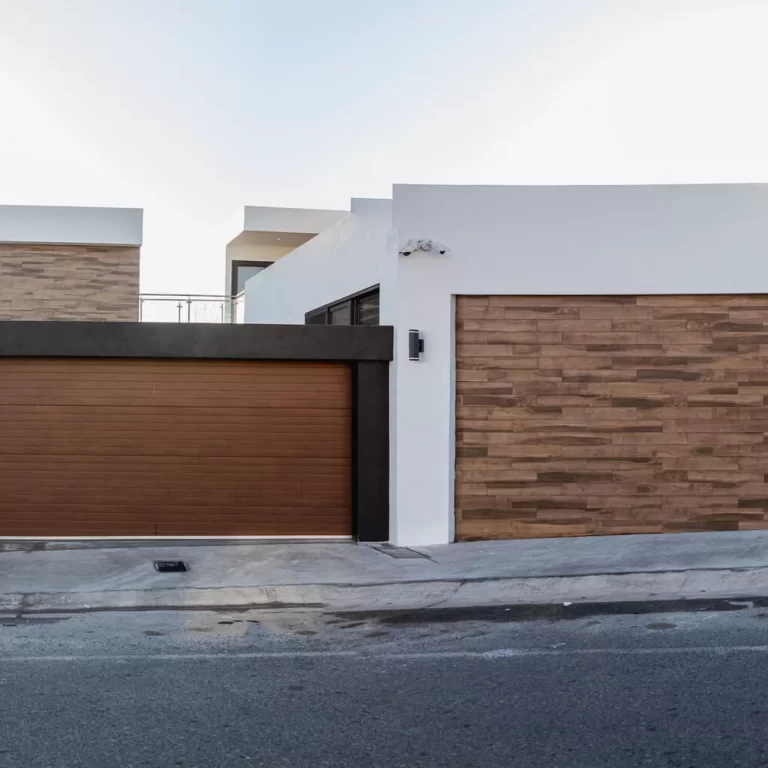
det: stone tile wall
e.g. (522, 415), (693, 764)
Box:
(456, 294), (768, 540)
(0, 244), (140, 321)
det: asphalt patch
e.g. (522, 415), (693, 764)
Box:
(335, 596), (768, 626)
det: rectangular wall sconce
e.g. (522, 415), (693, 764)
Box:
(409, 329), (424, 361)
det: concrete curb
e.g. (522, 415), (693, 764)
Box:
(5, 566), (768, 614)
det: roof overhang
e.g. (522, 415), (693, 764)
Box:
(224, 205), (348, 249)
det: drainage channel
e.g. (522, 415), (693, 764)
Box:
(153, 561), (189, 573)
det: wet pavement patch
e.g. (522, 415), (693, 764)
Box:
(0, 602), (326, 617)
(0, 542), (45, 554)
(0, 617), (70, 627)
(334, 596), (768, 626)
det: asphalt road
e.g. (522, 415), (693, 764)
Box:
(3, 601), (768, 767)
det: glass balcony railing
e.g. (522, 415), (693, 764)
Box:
(139, 293), (245, 324)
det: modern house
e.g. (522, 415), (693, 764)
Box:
(240, 183), (768, 547)
(0, 205), (143, 321)
(7, 187), (768, 550)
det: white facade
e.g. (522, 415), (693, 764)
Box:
(224, 205), (347, 296)
(241, 182), (768, 546)
(0, 205), (143, 246)
(244, 199), (394, 324)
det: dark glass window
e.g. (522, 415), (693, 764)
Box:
(305, 288), (380, 326)
(356, 292), (379, 326)
(330, 302), (352, 325)
(231, 261), (271, 296)
(305, 309), (327, 325)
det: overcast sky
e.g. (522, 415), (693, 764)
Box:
(0, 0), (766, 293)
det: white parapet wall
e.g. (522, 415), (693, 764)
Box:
(0, 205), (143, 246)
(244, 198), (394, 324)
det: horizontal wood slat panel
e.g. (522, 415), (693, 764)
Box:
(0, 448), (351, 459)
(0, 426), (350, 440)
(0, 358), (352, 537)
(0, 454), (348, 467)
(0, 504), (352, 515)
(0, 359), (351, 373)
(0, 461), (350, 475)
(0, 405), (349, 420)
(0, 524), (351, 536)
(0, 376), (351, 390)
(455, 295), (768, 541)
(0, 435), (350, 449)
(0, 400), (344, 413)
(0, 457), (348, 469)
(0, 487), (350, 502)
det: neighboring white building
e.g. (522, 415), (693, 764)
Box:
(240, 183), (768, 547)
(223, 205), (347, 298)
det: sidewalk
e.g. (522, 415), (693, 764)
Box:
(3, 530), (768, 614)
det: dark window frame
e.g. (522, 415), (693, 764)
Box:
(231, 260), (273, 297)
(305, 285), (380, 326)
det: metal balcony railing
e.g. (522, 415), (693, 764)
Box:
(139, 293), (245, 324)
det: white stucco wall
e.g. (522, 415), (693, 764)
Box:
(0, 205), (143, 246)
(244, 198), (395, 324)
(392, 183), (768, 546)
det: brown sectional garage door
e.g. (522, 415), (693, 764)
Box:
(0, 359), (352, 537)
(456, 295), (768, 541)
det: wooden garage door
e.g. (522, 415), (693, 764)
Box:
(456, 295), (768, 541)
(0, 359), (352, 537)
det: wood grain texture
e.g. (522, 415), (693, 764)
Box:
(455, 295), (768, 541)
(0, 359), (352, 536)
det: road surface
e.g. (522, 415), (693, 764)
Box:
(2, 599), (768, 766)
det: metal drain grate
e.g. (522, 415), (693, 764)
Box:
(153, 560), (188, 573)
(371, 544), (432, 560)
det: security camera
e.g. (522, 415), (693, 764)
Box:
(398, 238), (450, 257)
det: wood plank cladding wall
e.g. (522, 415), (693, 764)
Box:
(0, 244), (140, 321)
(0, 359), (352, 537)
(456, 295), (768, 541)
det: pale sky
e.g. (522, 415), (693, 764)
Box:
(0, 0), (766, 294)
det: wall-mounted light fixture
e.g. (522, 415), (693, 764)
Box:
(409, 329), (424, 361)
